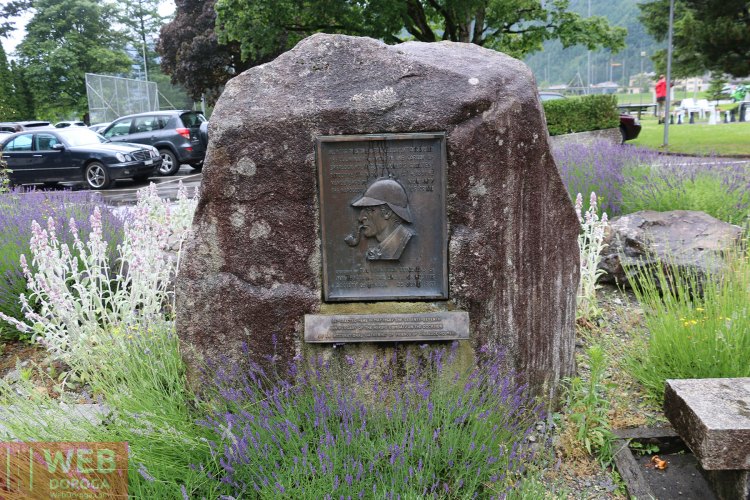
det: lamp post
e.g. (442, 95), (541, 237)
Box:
(639, 51), (646, 106)
(586, 0), (592, 92)
(663, 0), (675, 147)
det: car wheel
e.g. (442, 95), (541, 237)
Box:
(85, 162), (112, 190)
(158, 148), (180, 176)
(619, 126), (627, 144)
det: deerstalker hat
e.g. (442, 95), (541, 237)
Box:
(351, 178), (413, 223)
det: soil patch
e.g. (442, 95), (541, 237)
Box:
(0, 341), (45, 379)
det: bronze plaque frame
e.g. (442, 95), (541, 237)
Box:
(316, 133), (448, 301)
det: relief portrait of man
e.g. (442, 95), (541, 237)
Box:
(344, 178), (415, 261)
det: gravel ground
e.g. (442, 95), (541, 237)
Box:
(544, 283), (667, 498)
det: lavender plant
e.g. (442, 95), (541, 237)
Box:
(0, 189), (124, 340)
(554, 141), (658, 216)
(621, 158), (750, 224)
(0, 322), (222, 499)
(626, 242), (750, 401)
(575, 192), (609, 319)
(0, 183), (197, 362)
(199, 345), (544, 498)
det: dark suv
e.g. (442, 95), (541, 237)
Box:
(101, 111), (206, 175)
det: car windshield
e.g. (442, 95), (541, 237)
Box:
(58, 129), (107, 147)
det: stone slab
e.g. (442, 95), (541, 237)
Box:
(664, 378), (750, 470)
(599, 210), (742, 288)
(703, 469), (750, 500)
(304, 311), (469, 343)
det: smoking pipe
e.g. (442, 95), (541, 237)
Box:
(344, 225), (365, 247)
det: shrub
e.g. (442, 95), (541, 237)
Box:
(553, 140), (658, 216)
(626, 244), (750, 401)
(575, 193), (608, 319)
(544, 95), (620, 136)
(0, 189), (124, 341)
(621, 158), (750, 224)
(0, 183), (197, 362)
(199, 345), (544, 498)
(559, 345), (617, 466)
(0, 156), (11, 193)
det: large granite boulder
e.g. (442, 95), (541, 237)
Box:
(599, 210), (743, 287)
(176, 34), (579, 400)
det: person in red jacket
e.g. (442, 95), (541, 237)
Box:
(656, 75), (668, 123)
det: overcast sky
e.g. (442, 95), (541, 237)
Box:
(1, 0), (176, 56)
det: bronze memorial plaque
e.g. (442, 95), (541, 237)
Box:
(305, 312), (469, 343)
(317, 133), (448, 301)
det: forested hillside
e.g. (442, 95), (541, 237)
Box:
(525, 0), (664, 88)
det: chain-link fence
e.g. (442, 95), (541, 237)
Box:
(85, 73), (159, 124)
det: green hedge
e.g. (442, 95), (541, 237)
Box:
(543, 94), (620, 136)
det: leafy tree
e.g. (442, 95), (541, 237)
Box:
(216, 0), (626, 62)
(14, 0), (132, 119)
(158, 0), (252, 105)
(0, 1), (32, 38)
(159, 0), (625, 103)
(639, 0), (750, 77)
(706, 72), (728, 103)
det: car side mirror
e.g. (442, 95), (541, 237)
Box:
(52, 143), (65, 151)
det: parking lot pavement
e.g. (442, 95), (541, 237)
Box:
(33, 165), (202, 205)
(98, 166), (202, 206)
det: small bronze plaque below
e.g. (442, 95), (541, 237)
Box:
(304, 312), (469, 343)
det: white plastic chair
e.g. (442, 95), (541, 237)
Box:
(695, 99), (711, 119)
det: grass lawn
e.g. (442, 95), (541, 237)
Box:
(614, 91), (709, 105)
(630, 117), (750, 156)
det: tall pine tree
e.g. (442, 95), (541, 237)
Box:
(118, 0), (164, 80)
(0, 42), (19, 119)
(10, 61), (34, 119)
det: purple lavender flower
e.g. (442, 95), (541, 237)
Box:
(553, 140), (656, 216)
(198, 344), (540, 498)
(137, 463), (155, 482)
